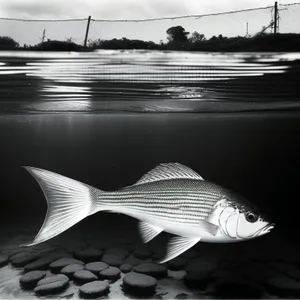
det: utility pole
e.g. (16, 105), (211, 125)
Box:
(84, 16), (91, 48)
(42, 29), (46, 43)
(274, 1), (278, 34)
(246, 22), (249, 37)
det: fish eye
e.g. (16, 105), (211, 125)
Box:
(245, 212), (258, 223)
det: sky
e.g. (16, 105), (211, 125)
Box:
(0, 0), (299, 46)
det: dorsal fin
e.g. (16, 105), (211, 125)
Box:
(134, 163), (204, 185)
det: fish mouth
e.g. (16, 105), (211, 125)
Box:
(256, 223), (275, 237)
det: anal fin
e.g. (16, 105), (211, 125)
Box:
(138, 222), (163, 243)
(159, 236), (200, 264)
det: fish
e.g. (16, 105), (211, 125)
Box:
(23, 163), (275, 263)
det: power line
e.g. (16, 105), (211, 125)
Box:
(0, 2), (299, 23)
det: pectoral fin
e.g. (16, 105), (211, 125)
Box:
(199, 220), (219, 236)
(159, 236), (200, 264)
(138, 222), (163, 243)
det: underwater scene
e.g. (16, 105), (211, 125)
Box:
(1, 50), (300, 299)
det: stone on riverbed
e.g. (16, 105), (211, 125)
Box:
(120, 264), (133, 273)
(134, 263), (168, 278)
(168, 257), (187, 271)
(61, 264), (84, 278)
(102, 254), (124, 267)
(105, 247), (129, 259)
(266, 276), (300, 297)
(24, 253), (65, 272)
(134, 245), (152, 259)
(11, 254), (39, 267)
(74, 248), (103, 262)
(73, 270), (98, 284)
(79, 281), (110, 298)
(50, 258), (84, 273)
(99, 266), (121, 281)
(34, 274), (69, 295)
(19, 270), (47, 289)
(123, 272), (157, 296)
(85, 261), (109, 274)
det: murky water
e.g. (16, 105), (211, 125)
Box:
(1, 50), (300, 299)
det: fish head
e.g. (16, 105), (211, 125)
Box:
(215, 194), (275, 241)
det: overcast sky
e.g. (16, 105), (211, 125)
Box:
(0, 0), (299, 46)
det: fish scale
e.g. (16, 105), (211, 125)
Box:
(23, 162), (274, 264)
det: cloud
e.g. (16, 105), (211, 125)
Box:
(1, 0), (294, 20)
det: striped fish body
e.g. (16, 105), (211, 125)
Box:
(98, 179), (224, 238)
(23, 163), (273, 263)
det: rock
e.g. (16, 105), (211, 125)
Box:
(50, 258), (84, 273)
(99, 266), (121, 281)
(183, 272), (210, 289)
(105, 247), (129, 259)
(61, 264), (84, 278)
(10, 250), (34, 261)
(102, 254), (124, 267)
(175, 293), (188, 299)
(24, 253), (62, 272)
(123, 272), (157, 296)
(134, 245), (152, 259)
(73, 270), (98, 284)
(235, 262), (271, 285)
(37, 274), (69, 286)
(11, 254), (39, 267)
(79, 281), (110, 298)
(19, 271), (47, 289)
(34, 275), (69, 295)
(168, 257), (187, 271)
(125, 254), (151, 266)
(85, 262), (109, 274)
(213, 277), (265, 299)
(266, 276), (300, 297)
(120, 264), (133, 273)
(0, 254), (9, 268)
(134, 263), (167, 278)
(74, 248), (103, 262)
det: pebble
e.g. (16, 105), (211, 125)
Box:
(10, 251), (33, 261)
(11, 254), (38, 267)
(125, 255), (151, 266)
(34, 275), (69, 295)
(24, 254), (61, 272)
(79, 281), (110, 298)
(268, 261), (298, 273)
(99, 266), (121, 281)
(123, 272), (157, 296)
(105, 247), (129, 259)
(175, 293), (188, 299)
(134, 263), (168, 278)
(19, 270), (47, 289)
(85, 261), (109, 274)
(120, 264), (133, 273)
(50, 258), (84, 273)
(73, 270), (98, 284)
(74, 248), (103, 262)
(61, 264), (84, 278)
(168, 257), (187, 271)
(134, 245), (152, 259)
(37, 274), (69, 286)
(102, 253), (124, 267)
(0, 254), (9, 268)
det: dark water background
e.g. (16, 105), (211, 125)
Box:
(1, 50), (300, 299)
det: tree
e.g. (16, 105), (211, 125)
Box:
(189, 31), (205, 43)
(0, 36), (19, 49)
(166, 26), (190, 43)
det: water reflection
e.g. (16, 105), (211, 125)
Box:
(0, 50), (299, 113)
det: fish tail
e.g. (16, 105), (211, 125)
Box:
(22, 166), (102, 246)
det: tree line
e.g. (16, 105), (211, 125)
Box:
(0, 25), (300, 52)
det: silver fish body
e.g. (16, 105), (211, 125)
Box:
(23, 163), (274, 263)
